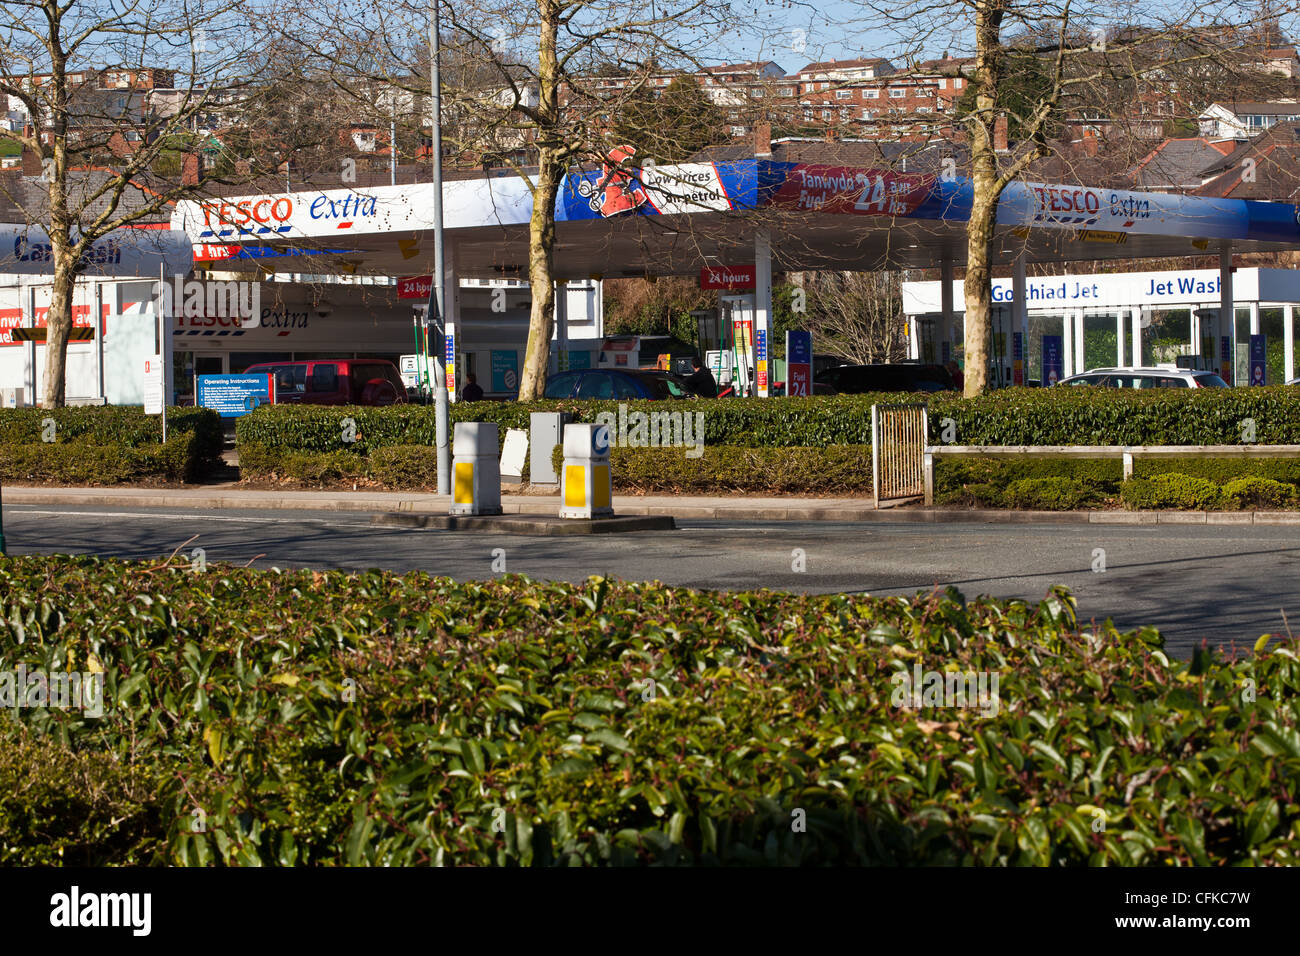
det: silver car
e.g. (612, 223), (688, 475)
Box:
(1057, 366), (1228, 389)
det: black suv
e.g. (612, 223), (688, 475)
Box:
(815, 363), (956, 394)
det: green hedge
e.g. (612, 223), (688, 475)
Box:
(605, 445), (872, 495)
(934, 457), (1123, 508)
(3, 556), (1298, 866)
(935, 386), (1300, 445)
(239, 443), (451, 490)
(1121, 473), (1299, 510)
(0, 406), (223, 483)
(234, 387), (1300, 456)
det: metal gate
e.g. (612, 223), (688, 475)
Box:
(872, 403), (928, 506)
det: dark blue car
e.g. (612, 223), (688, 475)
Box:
(543, 368), (694, 400)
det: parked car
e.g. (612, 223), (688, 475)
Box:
(1057, 367), (1228, 388)
(543, 368), (694, 400)
(243, 359), (408, 406)
(814, 363), (956, 394)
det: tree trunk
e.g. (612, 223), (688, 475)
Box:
(963, 192), (995, 398)
(518, 153), (562, 400)
(962, 0), (1005, 398)
(515, 0), (561, 401)
(42, 246), (76, 408)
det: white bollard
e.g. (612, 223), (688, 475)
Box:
(559, 423), (613, 519)
(450, 422), (503, 515)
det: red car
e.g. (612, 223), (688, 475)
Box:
(243, 359), (407, 406)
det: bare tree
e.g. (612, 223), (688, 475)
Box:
(851, 1), (1300, 395)
(286, 0), (753, 399)
(801, 271), (907, 364)
(0, 0), (296, 407)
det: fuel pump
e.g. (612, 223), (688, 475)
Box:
(720, 292), (756, 397)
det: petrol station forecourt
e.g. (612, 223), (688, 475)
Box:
(161, 155), (1300, 400)
(7, 155), (1300, 405)
(9, 158), (1300, 876)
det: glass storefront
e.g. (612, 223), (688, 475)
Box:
(1141, 309), (1191, 367)
(1027, 313), (1065, 383)
(1082, 312), (1121, 370)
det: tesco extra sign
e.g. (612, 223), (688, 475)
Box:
(1030, 185), (1102, 216)
(199, 197), (294, 237)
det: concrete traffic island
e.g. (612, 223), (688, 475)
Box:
(374, 422), (674, 534)
(371, 512), (675, 534)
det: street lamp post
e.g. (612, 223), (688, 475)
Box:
(429, 0), (450, 494)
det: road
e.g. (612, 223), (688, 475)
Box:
(5, 504), (1298, 658)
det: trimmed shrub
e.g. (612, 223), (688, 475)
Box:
(607, 445), (873, 494)
(934, 457), (1122, 507)
(0, 406), (222, 483)
(235, 387), (1300, 459)
(2, 555), (1298, 866)
(237, 443), (367, 485)
(1131, 456), (1300, 488)
(0, 729), (164, 865)
(936, 385), (1300, 446)
(1003, 476), (1098, 510)
(369, 445), (443, 488)
(1121, 473), (1223, 510)
(1220, 476), (1297, 510)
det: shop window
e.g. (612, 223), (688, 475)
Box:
(1261, 307), (1286, 384)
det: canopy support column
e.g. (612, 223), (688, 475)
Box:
(940, 253), (955, 364)
(1220, 243), (1234, 385)
(1074, 310), (1086, 375)
(553, 279), (568, 374)
(1286, 304), (1295, 384)
(1131, 307), (1142, 370)
(443, 240), (459, 402)
(1013, 253), (1027, 386)
(755, 230), (772, 397)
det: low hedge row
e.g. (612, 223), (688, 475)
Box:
(241, 442), (874, 496)
(233, 386), (1300, 454)
(3, 555), (1297, 866)
(240, 440), (1300, 504)
(561, 445), (874, 495)
(238, 442), (445, 489)
(936, 457), (1300, 510)
(0, 407), (223, 483)
(1121, 473), (1298, 510)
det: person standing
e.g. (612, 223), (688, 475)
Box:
(461, 373), (484, 402)
(684, 355), (718, 398)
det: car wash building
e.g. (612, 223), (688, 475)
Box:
(903, 266), (1300, 386)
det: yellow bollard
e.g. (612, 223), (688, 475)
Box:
(450, 422), (503, 516)
(559, 423), (613, 519)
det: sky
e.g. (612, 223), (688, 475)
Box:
(717, 0), (972, 70)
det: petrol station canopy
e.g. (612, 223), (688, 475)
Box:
(169, 157), (1300, 279)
